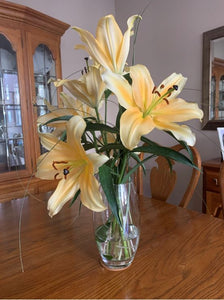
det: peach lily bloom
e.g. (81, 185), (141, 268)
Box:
(60, 92), (95, 118)
(37, 92), (95, 127)
(37, 97), (78, 130)
(73, 14), (140, 74)
(35, 115), (108, 216)
(54, 66), (105, 109)
(102, 64), (203, 150)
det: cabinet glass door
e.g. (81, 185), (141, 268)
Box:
(33, 44), (57, 154)
(0, 34), (25, 173)
(33, 44), (57, 129)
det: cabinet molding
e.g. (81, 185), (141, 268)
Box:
(0, 1), (69, 35)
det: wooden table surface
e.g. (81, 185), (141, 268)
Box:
(1, 192), (224, 299)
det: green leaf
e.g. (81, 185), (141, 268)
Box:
(99, 164), (121, 226)
(115, 104), (125, 131)
(44, 115), (73, 125)
(83, 143), (95, 151)
(135, 136), (197, 169)
(123, 73), (132, 85)
(95, 222), (111, 243)
(103, 255), (113, 260)
(85, 122), (118, 134)
(69, 189), (81, 207)
(165, 130), (193, 161)
(60, 130), (67, 141)
(99, 142), (125, 153)
(104, 89), (112, 99)
(84, 116), (97, 122)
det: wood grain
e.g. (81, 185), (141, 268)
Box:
(1, 193), (224, 298)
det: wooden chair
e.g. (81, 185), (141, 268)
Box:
(136, 144), (201, 208)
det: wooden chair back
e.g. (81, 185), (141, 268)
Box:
(137, 144), (201, 208)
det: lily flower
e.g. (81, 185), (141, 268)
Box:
(36, 115), (108, 216)
(73, 14), (140, 74)
(38, 92), (95, 122)
(102, 64), (203, 150)
(54, 66), (105, 109)
(37, 97), (78, 130)
(60, 92), (95, 117)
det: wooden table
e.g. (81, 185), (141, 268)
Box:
(1, 193), (224, 299)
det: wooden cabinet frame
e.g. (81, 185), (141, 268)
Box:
(0, 1), (69, 202)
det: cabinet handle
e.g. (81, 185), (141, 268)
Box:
(213, 178), (219, 185)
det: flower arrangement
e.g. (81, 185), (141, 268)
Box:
(35, 14), (203, 221)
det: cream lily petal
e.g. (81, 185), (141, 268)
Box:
(85, 66), (106, 107)
(96, 15), (123, 71)
(102, 70), (134, 108)
(38, 133), (78, 161)
(73, 14), (139, 73)
(73, 26), (114, 71)
(66, 115), (86, 150)
(47, 176), (80, 217)
(55, 70), (105, 109)
(36, 153), (63, 180)
(80, 173), (106, 212)
(60, 92), (96, 118)
(154, 119), (196, 146)
(153, 98), (204, 122)
(55, 79), (88, 102)
(117, 15), (141, 72)
(96, 15), (140, 73)
(37, 137), (76, 169)
(129, 65), (154, 111)
(63, 80), (91, 105)
(60, 92), (76, 109)
(158, 73), (187, 100)
(87, 152), (109, 173)
(120, 107), (154, 150)
(37, 108), (77, 128)
(38, 133), (61, 151)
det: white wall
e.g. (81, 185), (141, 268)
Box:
(114, 0), (224, 211)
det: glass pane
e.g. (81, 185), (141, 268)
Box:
(33, 44), (57, 153)
(211, 75), (216, 119)
(219, 75), (224, 119)
(0, 34), (25, 173)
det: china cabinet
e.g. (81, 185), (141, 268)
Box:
(0, 1), (69, 202)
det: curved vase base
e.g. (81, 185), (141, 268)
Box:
(99, 258), (131, 271)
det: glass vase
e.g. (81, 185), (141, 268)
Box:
(93, 181), (140, 271)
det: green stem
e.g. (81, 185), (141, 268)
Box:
(94, 106), (109, 156)
(92, 131), (99, 152)
(104, 92), (108, 126)
(118, 153), (129, 184)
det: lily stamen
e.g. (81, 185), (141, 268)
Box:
(163, 98), (169, 105)
(63, 168), (70, 179)
(52, 161), (69, 170)
(54, 173), (59, 180)
(152, 86), (157, 93)
(144, 85), (179, 117)
(154, 90), (161, 97)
